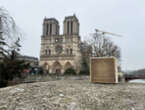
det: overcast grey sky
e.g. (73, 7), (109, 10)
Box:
(0, 0), (145, 70)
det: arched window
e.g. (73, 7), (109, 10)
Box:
(70, 49), (73, 55)
(66, 49), (69, 55)
(67, 21), (69, 34)
(46, 23), (52, 35)
(46, 24), (49, 35)
(71, 21), (73, 34)
(67, 21), (73, 35)
(45, 50), (47, 55)
(48, 49), (51, 56)
(50, 24), (52, 35)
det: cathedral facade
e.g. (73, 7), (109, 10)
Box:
(39, 15), (82, 74)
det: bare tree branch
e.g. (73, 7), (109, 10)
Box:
(85, 31), (121, 62)
(0, 7), (22, 47)
(0, 7), (22, 57)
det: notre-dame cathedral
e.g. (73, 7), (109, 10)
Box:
(39, 15), (82, 74)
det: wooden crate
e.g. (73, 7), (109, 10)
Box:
(90, 57), (118, 83)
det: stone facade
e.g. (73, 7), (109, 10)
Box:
(39, 15), (82, 74)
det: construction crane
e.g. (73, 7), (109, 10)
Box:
(95, 29), (122, 37)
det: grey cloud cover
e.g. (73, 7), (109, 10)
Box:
(0, 0), (145, 70)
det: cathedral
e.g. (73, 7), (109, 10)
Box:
(39, 15), (82, 74)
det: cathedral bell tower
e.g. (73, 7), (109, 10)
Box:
(63, 14), (79, 35)
(43, 18), (59, 36)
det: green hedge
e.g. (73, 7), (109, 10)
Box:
(64, 68), (76, 75)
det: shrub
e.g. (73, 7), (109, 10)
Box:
(64, 68), (76, 75)
(79, 70), (89, 75)
(0, 51), (30, 87)
(79, 57), (90, 75)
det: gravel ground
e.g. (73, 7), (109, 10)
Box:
(0, 80), (145, 110)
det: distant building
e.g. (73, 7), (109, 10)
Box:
(17, 55), (38, 67)
(39, 15), (82, 74)
(0, 52), (38, 67)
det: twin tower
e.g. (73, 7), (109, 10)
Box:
(40, 15), (82, 74)
(42, 14), (79, 36)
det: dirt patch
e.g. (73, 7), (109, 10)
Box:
(0, 80), (145, 110)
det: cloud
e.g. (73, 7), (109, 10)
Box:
(1, 0), (145, 70)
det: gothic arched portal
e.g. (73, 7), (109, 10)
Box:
(64, 62), (73, 70)
(43, 62), (49, 73)
(52, 61), (62, 74)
